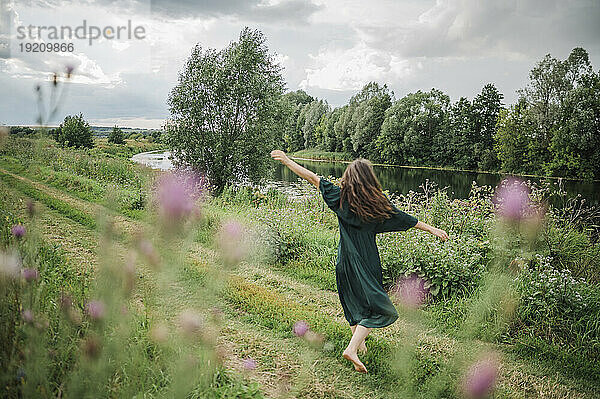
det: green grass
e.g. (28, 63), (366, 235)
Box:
(0, 169), (97, 229)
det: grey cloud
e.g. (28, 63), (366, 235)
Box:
(356, 0), (600, 60)
(16, 0), (322, 24)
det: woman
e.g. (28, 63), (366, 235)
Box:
(270, 151), (448, 373)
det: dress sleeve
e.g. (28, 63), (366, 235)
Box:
(374, 204), (418, 233)
(319, 177), (341, 212)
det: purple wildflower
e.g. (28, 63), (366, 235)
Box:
(86, 300), (106, 320)
(242, 357), (257, 370)
(493, 178), (531, 221)
(462, 358), (498, 399)
(11, 224), (26, 238)
(293, 320), (310, 337)
(156, 171), (203, 222)
(22, 268), (39, 282)
(65, 64), (75, 78)
(392, 275), (428, 309)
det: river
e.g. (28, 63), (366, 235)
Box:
(131, 151), (599, 205)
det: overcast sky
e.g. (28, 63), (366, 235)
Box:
(1, 0), (599, 128)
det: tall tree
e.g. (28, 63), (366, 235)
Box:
(548, 69), (600, 179)
(55, 114), (94, 148)
(108, 126), (125, 144)
(348, 82), (393, 159)
(165, 28), (285, 194)
(377, 89), (450, 166)
(472, 83), (504, 170)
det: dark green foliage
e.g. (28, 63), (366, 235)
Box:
(107, 126), (125, 145)
(275, 47), (598, 180)
(55, 114), (94, 148)
(166, 28), (285, 195)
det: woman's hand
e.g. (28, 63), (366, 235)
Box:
(270, 150), (290, 165)
(431, 227), (449, 241)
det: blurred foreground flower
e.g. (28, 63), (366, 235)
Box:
(242, 357), (257, 370)
(26, 200), (36, 217)
(82, 335), (102, 359)
(22, 309), (34, 324)
(155, 170), (204, 223)
(391, 275), (428, 309)
(86, 300), (106, 321)
(11, 224), (26, 238)
(293, 320), (309, 337)
(22, 268), (39, 282)
(0, 251), (21, 278)
(150, 323), (169, 343)
(217, 220), (248, 266)
(177, 309), (203, 337)
(461, 358), (499, 399)
(493, 179), (531, 221)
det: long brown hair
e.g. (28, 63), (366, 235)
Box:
(339, 159), (394, 222)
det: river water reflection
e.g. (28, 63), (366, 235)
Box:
(131, 151), (598, 205)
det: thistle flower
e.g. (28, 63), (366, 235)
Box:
(242, 357), (257, 370)
(86, 300), (106, 320)
(392, 275), (428, 309)
(461, 358), (499, 399)
(65, 64), (75, 79)
(293, 320), (309, 337)
(11, 224), (26, 238)
(493, 178), (531, 221)
(155, 170), (203, 222)
(22, 268), (39, 282)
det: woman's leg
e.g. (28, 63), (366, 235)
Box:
(343, 325), (371, 373)
(349, 324), (367, 353)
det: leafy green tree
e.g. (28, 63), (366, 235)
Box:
(377, 89), (449, 166)
(108, 126), (125, 144)
(448, 97), (475, 169)
(348, 82), (392, 160)
(547, 69), (600, 178)
(165, 28), (285, 194)
(494, 100), (535, 173)
(56, 114), (94, 148)
(472, 84), (504, 170)
(301, 100), (329, 149)
(281, 90), (314, 152)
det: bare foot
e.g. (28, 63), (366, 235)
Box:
(358, 342), (367, 354)
(343, 349), (368, 373)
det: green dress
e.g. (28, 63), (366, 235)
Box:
(319, 177), (418, 328)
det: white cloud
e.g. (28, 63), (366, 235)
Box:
(300, 42), (411, 91)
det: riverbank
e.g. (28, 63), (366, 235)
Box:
(289, 149), (600, 182)
(2, 136), (599, 397)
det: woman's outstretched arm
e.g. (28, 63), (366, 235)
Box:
(271, 150), (320, 188)
(414, 221), (449, 241)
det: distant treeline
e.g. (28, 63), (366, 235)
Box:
(276, 47), (600, 180)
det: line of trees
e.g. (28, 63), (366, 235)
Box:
(277, 47), (600, 180)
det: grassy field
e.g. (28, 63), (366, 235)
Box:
(1, 135), (599, 398)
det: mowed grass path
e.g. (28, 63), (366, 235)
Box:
(1, 165), (598, 399)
